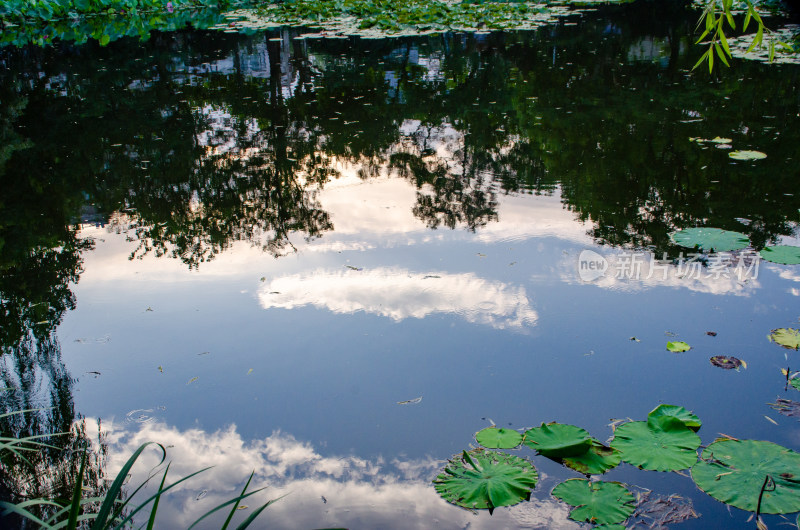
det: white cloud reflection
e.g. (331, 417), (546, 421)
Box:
(258, 267), (538, 329)
(92, 420), (579, 529)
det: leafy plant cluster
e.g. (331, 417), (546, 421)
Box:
(0, 8), (227, 47)
(692, 0), (798, 71)
(435, 403), (800, 527)
(248, 0), (566, 34)
(0, 427), (279, 529)
(0, 0), (236, 28)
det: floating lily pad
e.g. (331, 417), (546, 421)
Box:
(611, 416), (701, 472)
(691, 439), (800, 514)
(475, 427), (523, 449)
(433, 449), (538, 513)
(690, 136), (733, 144)
(647, 404), (702, 432)
(787, 371), (800, 392)
(523, 423), (593, 459)
(666, 341), (691, 353)
(562, 441), (622, 475)
(551, 478), (635, 525)
(729, 150), (767, 160)
(760, 246), (800, 265)
(710, 356), (745, 370)
(768, 328), (800, 350)
(670, 227), (750, 252)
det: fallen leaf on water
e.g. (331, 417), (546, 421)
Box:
(397, 396), (422, 405)
(247, 368), (253, 375)
(706, 331), (717, 336)
(629, 490), (700, 528)
(158, 366), (163, 373)
(187, 377), (198, 385)
(345, 265), (363, 271)
(198, 351), (209, 356)
(710, 356), (744, 370)
(769, 398), (800, 418)
(764, 415), (779, 425)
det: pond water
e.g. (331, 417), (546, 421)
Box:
(2, 1), (800, 528)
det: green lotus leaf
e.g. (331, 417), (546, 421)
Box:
(669, 227), (750, 252)
(647, 404), (702, 432)
(768, 328), (800, 350)
(729, 150), (767, 160)
(523, 423), (593, 459)
(551, 478), (635, 525)
(433, 449), (538, 513)
(475, 427), (523, 449)
(691, 439), (800, 514)
(562, 441), (622, 475)
(666, 341), (691, 353)
(789, 375), (800, 392)
(760, 246), (800, 265)
(610, 416), (701, 471)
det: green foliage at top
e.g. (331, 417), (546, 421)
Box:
(692, 439), (800, 514)
(611, 416), (701, 472)
(0, 0), (233, 25)
(523, 423), (593, 459)
(0, 8), (228, 48)
(475, 427), (523, 449)
(433, 449), (538, 513)
(692, 0), (792, 72)
(225, 0), (577, 36)
(551, 478), (635, 525)
(669, 227), (750, 252)
(769, 328), (800, 350)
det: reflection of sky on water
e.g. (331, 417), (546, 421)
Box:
(97, 420), (579, 529)
(258, 268), (537, 329)
(60, 132), (800, 530)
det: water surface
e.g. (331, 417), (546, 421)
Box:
(2, 2), (800, 527)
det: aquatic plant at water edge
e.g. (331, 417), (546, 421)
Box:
(0, 439), (281, 529)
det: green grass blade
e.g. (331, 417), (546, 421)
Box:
(146, 463), (170, 530)
(186, 487), (270, 530)
(0, 500), (53, 528)
(92, 442), (166, 530)
(234, 495), (286, 530)
(67, 449), (89, 530)
(0, 407), (53, 420)
(221, 471), (254, 530)
(111, 466), (213, 529)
